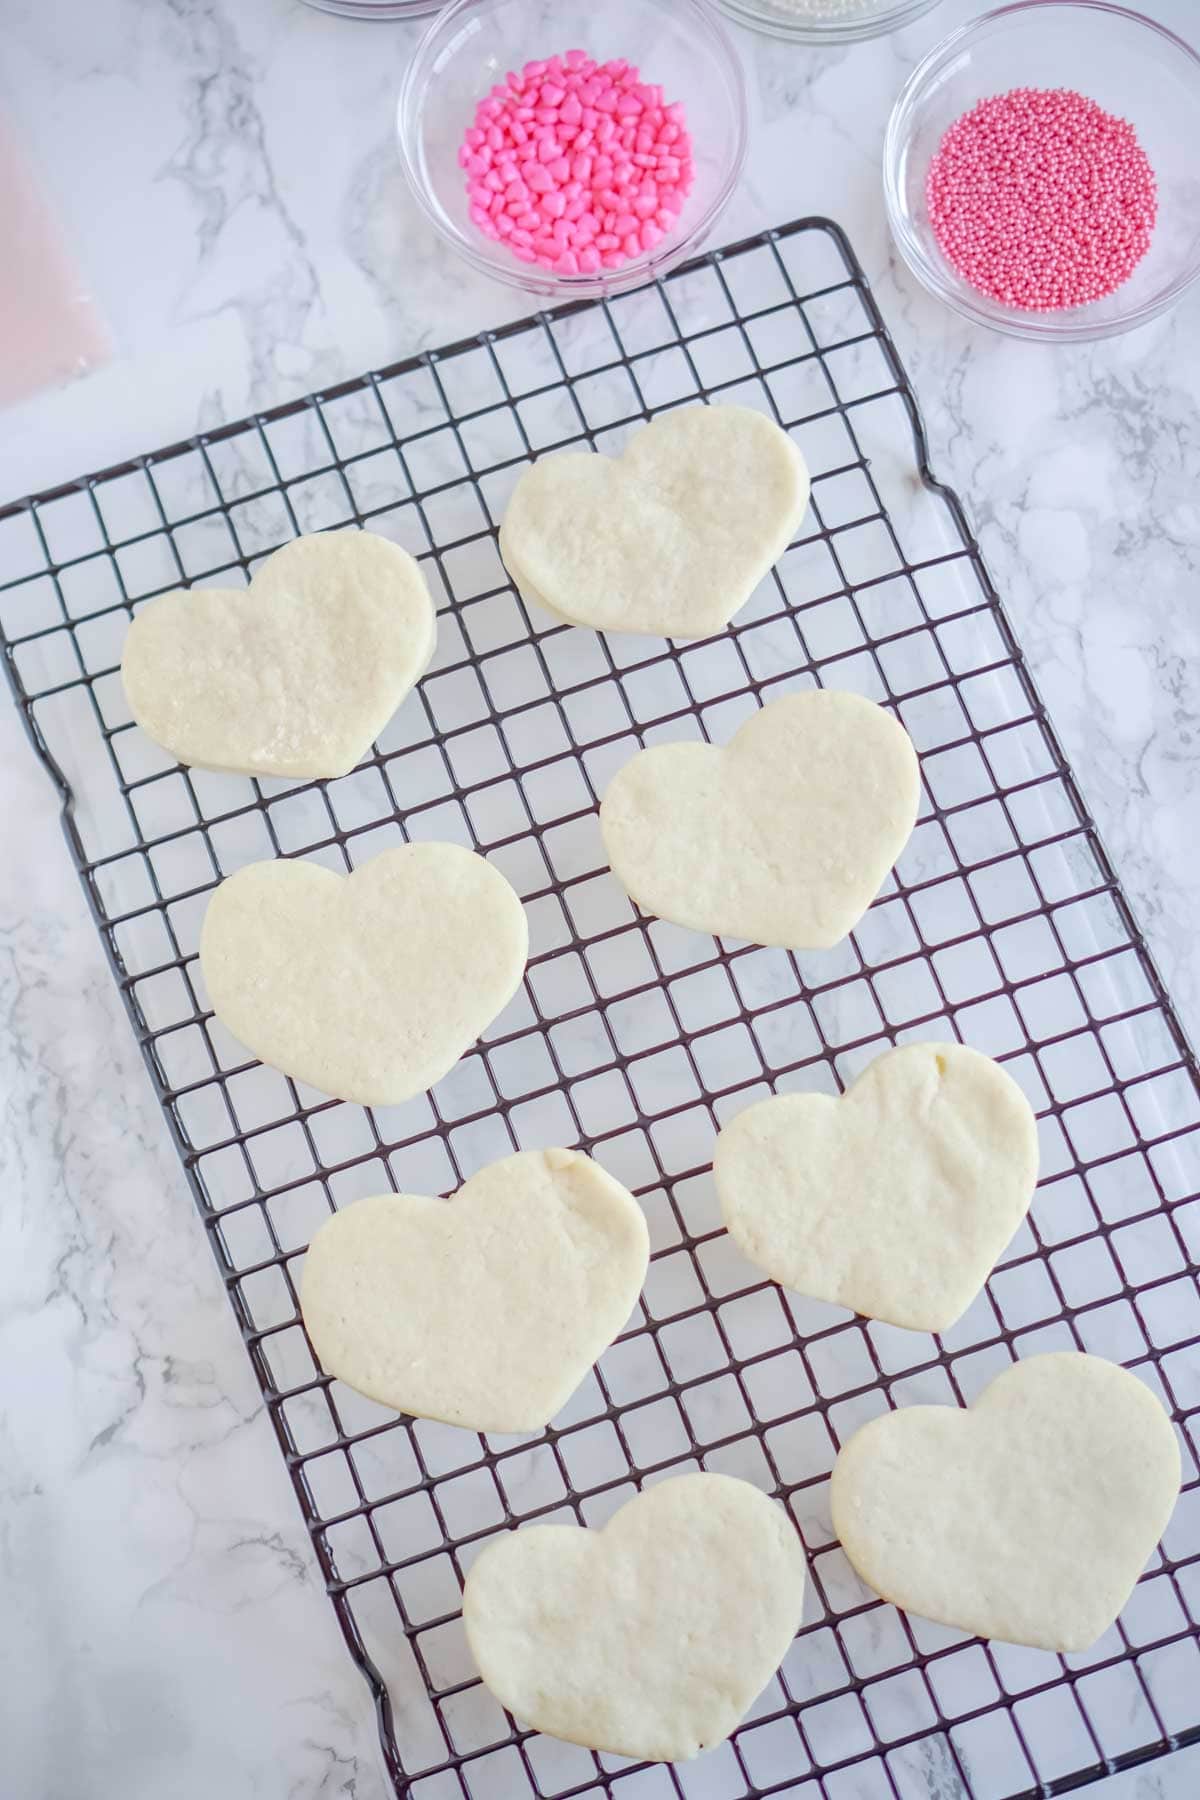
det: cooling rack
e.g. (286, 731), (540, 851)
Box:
(2, 218), (1198, 1800)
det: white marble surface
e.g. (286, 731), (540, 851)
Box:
(1, 1), (1198, 1796)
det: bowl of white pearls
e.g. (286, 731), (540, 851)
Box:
(711, 0), (944, 44)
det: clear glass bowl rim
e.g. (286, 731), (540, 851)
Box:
(396, 0), (750, 300)
(713, 0), (944, 48)
(300, 0), (448, 18)
(883, 0), (1200, 341)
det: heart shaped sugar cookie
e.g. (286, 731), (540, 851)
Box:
(715, 1044), (1039, 1332)
(600, 690), (920, 949)
(499, 405), (810, 639)
(301, 1149), (649, 1433)
(831, 1354), (1181, 1652)
(199, 843), (527, 1106)
(464, 1472), (806, 1761)
(121, 529), (436, 779)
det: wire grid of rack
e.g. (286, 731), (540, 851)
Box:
(2, 218), (1199, 1800)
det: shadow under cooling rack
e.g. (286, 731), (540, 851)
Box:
(1, 218), (1199, 1800)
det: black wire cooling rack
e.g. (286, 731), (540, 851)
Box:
(2, 218), (1198, 1800)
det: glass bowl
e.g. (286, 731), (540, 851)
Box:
(301, 1), (447, 17)
(884, 1), (1200, 341)
(714, 0), (944, 46)
(398, 0), (748, 299)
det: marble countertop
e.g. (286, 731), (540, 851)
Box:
(1, 1), (1197, 1796)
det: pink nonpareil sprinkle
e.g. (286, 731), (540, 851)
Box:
(458, 50), (695, 276)
(926, 87), (1158, 312)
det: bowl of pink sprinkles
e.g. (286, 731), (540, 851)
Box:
(460, 51), (695, 279)
(399, 0), (747, 299)
(884, 1), (1200, 340)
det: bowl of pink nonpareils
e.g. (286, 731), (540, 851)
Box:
(398, 0), (747, 298)
(884, 0), (1200, 341)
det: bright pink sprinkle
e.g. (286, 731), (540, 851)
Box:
(926, 87), (1157, 312)
(457, 49), (694, 277)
